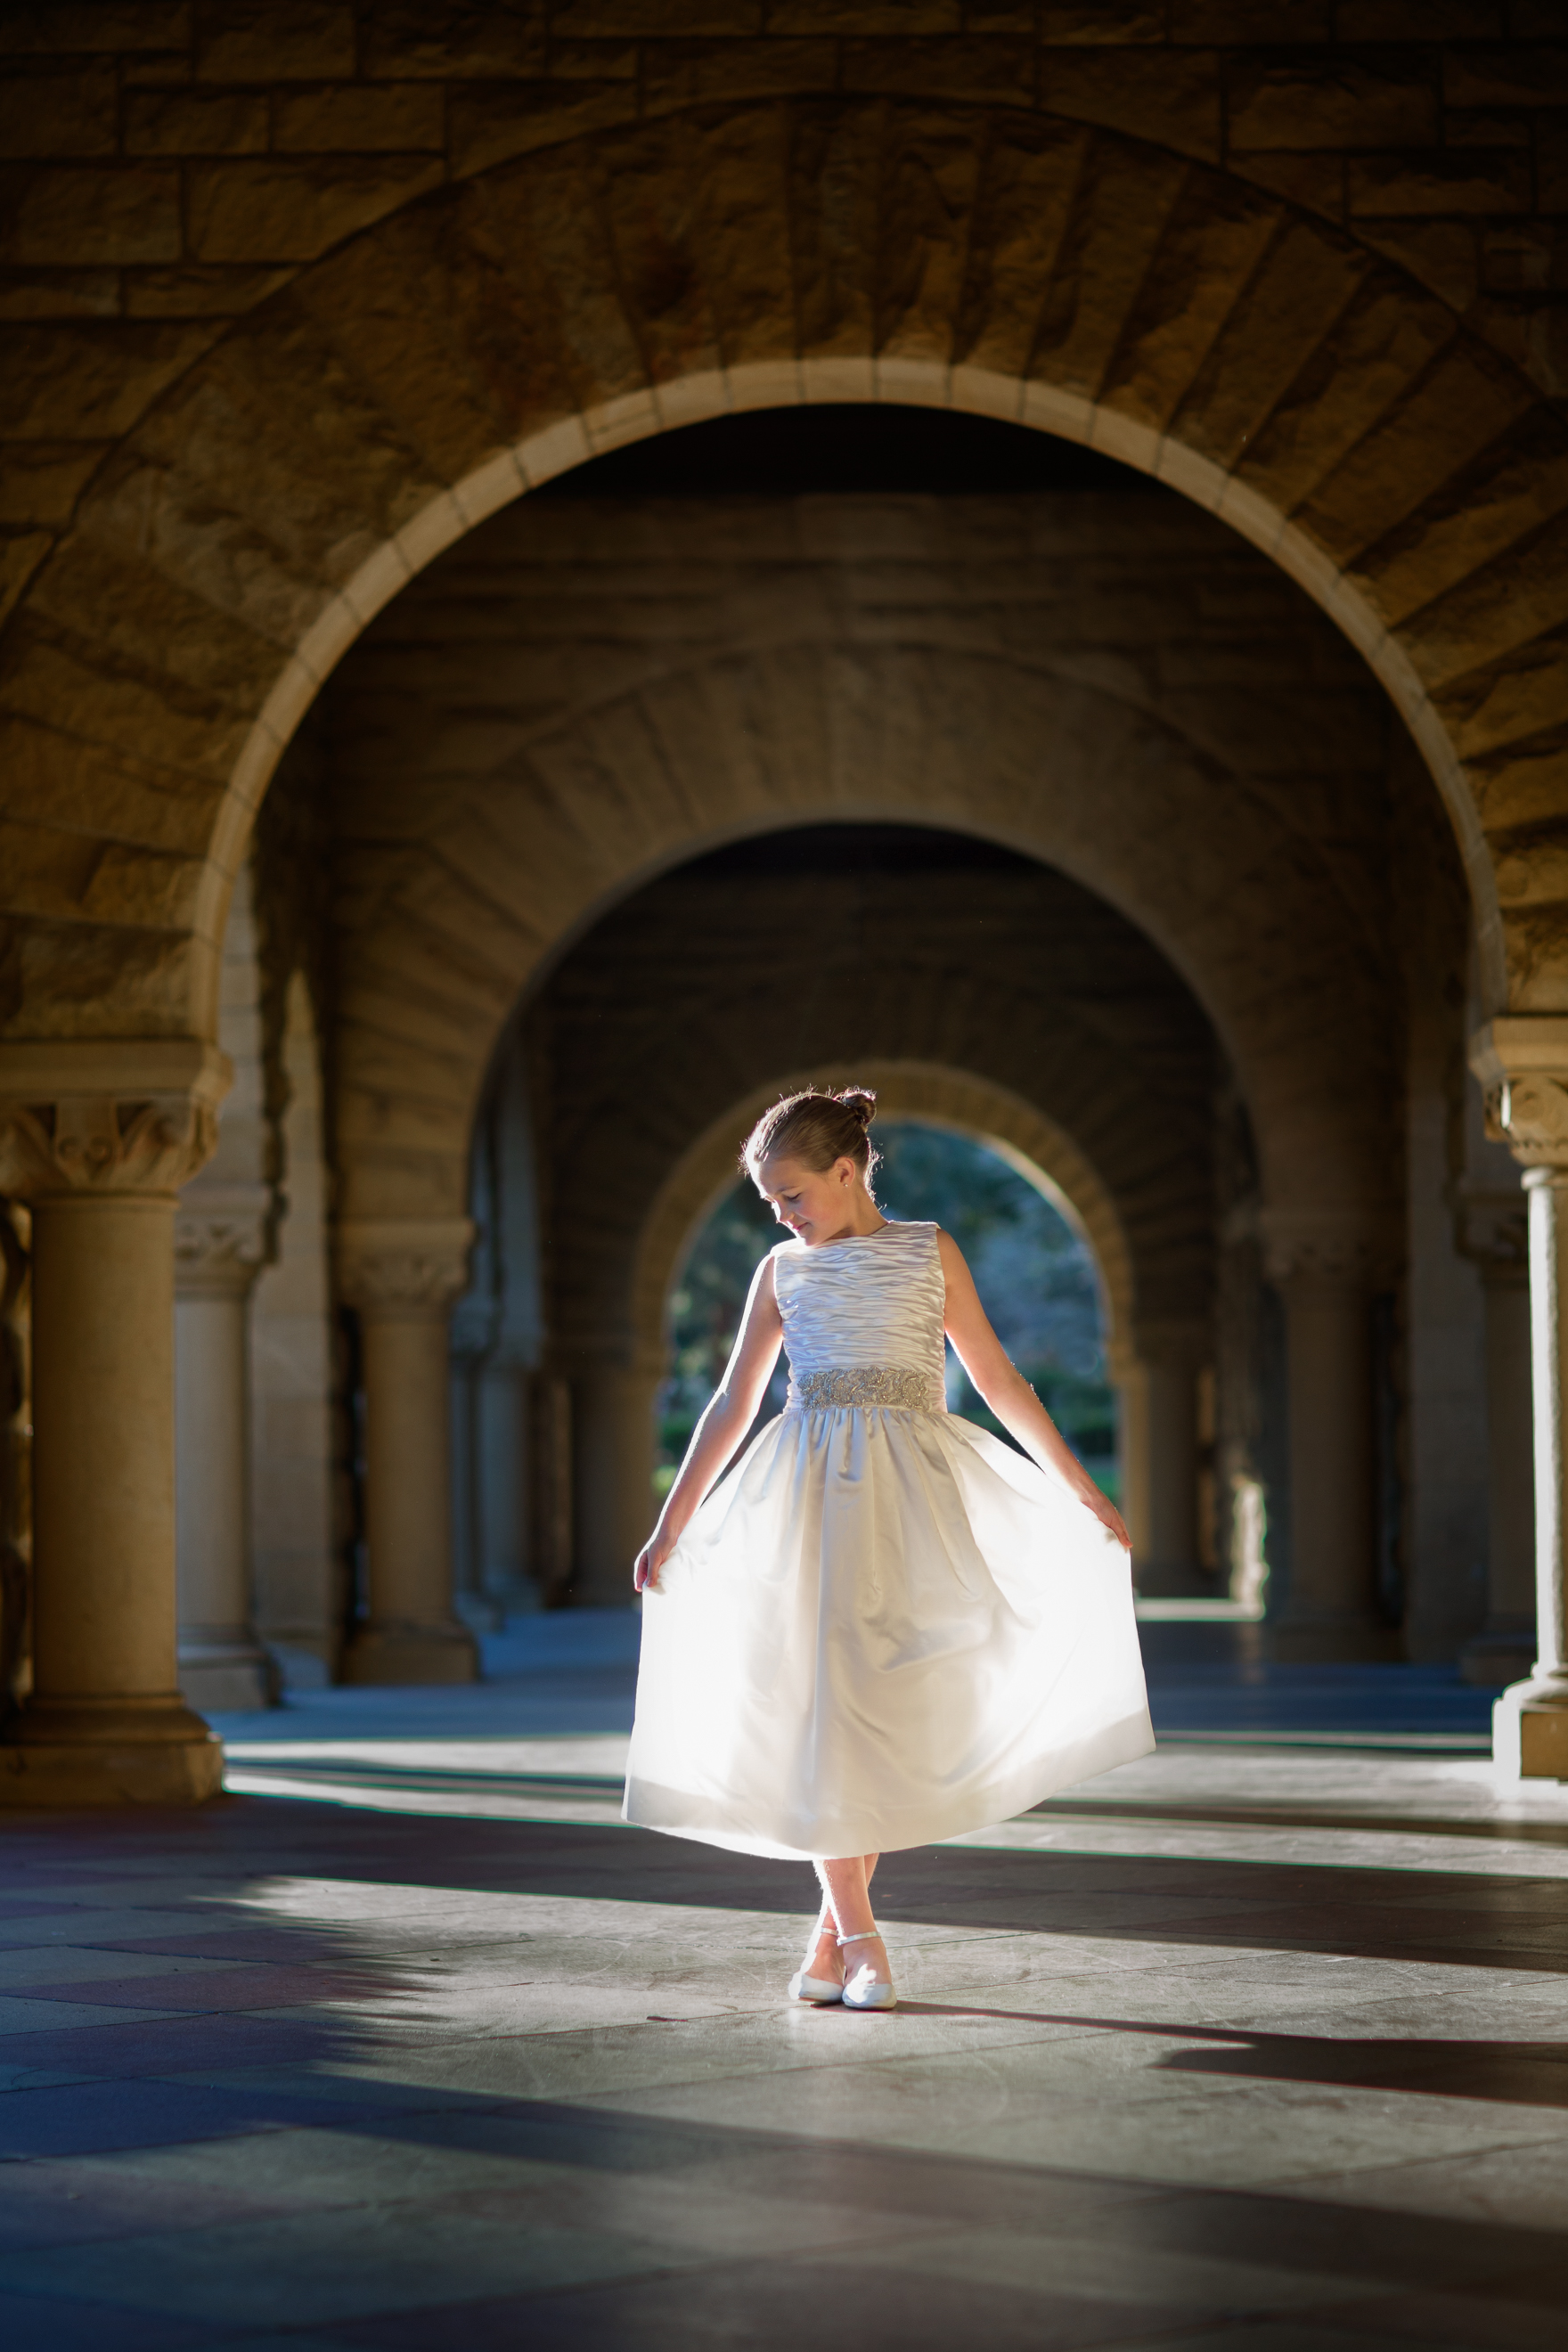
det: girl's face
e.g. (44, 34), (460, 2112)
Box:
(753, 1153), (861, 1245)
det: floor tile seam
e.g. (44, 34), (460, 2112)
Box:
(0, 2007), (194, 2039)
(1242, 2115), (1568, 2200)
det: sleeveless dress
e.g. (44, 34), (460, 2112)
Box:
(623, 1220), (1153, 1860)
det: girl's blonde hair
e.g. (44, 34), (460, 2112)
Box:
(742, 1087), (879, 1182)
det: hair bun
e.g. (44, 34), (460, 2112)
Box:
(836, 1087), (877, 1131)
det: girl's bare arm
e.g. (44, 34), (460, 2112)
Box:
(634, 1253), (785, 1589)
(937, 1229), (1131, 1551)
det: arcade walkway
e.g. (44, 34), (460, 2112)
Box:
(1, 1621), (1564, 2350)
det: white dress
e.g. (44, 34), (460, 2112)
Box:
(624, 1220), (1153, 1859)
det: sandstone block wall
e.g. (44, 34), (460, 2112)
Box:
(0, 7), (1564, 1066)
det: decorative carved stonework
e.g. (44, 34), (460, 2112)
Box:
(1470, 1018), (1568, 1171)
(336, 1219), (475, 1317)
(175, 1182), (274, 1299)
(0, 1043), (232, 1204)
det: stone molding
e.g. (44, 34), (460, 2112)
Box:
(175, 1180), (274, 1299)
(1470, 1018), (1568, 1170)
(0, 1042), (232, 1204)
(336, 1218), (474, 1316)
(1257, 1211), (1392, 1292)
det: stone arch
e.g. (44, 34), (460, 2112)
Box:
(631, 1061), (1137, 1385)
(5, 99), (1563, 1063)
(330, 601), (1391, 1234)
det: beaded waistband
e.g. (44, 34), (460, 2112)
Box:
(786, 1365), (945, 1413)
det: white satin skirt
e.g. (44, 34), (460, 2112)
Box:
(623, 1406), (1154, 1860)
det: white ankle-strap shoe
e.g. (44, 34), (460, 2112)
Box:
(837, 1928), (896, 2012)
(788, 1915), (844, 2004)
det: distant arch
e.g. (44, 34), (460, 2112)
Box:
(632, 1061), (1136, 1381)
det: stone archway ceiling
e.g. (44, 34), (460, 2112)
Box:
(324, 489), (1401, 1229)
(2, 88), (1564, 1049)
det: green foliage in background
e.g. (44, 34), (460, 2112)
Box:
(656, 1120), (1118, 1497)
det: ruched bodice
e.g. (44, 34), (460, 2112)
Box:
(773, 1221), (947, 1414)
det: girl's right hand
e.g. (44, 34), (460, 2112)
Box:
(633, 1526), (676, 1592)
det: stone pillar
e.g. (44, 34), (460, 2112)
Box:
(1122, 1320), (1206, 1596)
(338, 1220), (478, 1685)
(568, 1352), (661, 1606)
(0, 1042), (230, 1805)
(1455, 1189), (1536, 1687)
(1470, 1018), (1568, 1777)
(175, 1184), (276, 1711)
(1261, 1214), (1392, 1662)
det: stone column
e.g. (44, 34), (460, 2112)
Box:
(1122, 1319), (1206, 1596)
(0, 1042), (230, 1805)
(568, 1348), (661, 1607)
(1454, 1188), (1536, 1687)
(1469, 1019), (1568, 1777)
(175, 1183), (276, 1711)
(1261, 1213), (1392, 1662)
(338, 1220), (478, 1685)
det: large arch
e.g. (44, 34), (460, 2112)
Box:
(324, 502), (1399, 1239)
(4, 96), (1564, 1069)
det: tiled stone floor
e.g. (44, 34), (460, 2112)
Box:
(1, 1619), (1564, 2349)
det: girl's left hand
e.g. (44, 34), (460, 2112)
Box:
(1078, 1483), (1131, 1552)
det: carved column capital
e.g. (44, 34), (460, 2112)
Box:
(175, 1181), (274, 1300)
(1258, 1210), (1391, 1292)
(1470, 1017), (1568, 1169)
(0, 1042), (232, 1203)
(336, 1218), (475, 1318)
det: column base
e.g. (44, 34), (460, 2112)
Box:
(0, 1695), (224, 1808)
(1265, 1614), (1402, 1664)
(342, 1621), (478, 1686)
(1493, 1677), (1568, 1781)
(179, 1638), (280, 1714)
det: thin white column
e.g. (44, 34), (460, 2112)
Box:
(1470, 1019), (1568, 1778)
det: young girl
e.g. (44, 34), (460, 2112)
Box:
(624, 1087), (1152, 2011)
